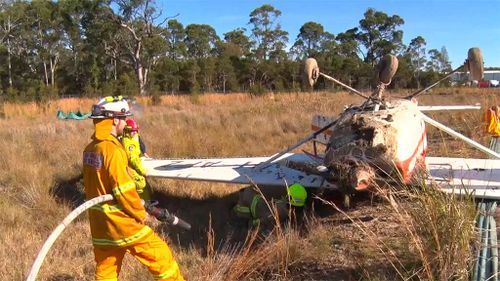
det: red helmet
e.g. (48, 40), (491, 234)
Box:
(125, 118), (139, 132)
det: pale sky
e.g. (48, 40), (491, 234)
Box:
(160, 0), (500, 68)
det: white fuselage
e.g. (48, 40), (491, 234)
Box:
(324, 99), (427, 183)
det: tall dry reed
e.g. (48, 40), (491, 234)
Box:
(0, 88), (498, 280)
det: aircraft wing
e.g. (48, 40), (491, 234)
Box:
(142, 153), (333, 188)
(143, 154), (500, 199)
(426, 156), (500, 199)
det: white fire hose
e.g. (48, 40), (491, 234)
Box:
(26, 194), (113, 281)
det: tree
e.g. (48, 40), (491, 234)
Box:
(109, 0), (169, 96)
(165, 19), (186, 60)
(335, 28), (360, 58)
(184, 24), (219, 59)
(25, 0), (64, 88)
(0, 0), (26, 88)
(292, 21), (325, 59)
(248, 4), (288, 62)
(427, 47), (451, 73)
(406, 36), (427, 88)
(58, 0), (98, 96)
(224, 28), (252, 58)
(357, 8), (404, 65)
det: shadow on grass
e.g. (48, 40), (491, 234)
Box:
(50, 175), (374, 253)
(50, 175), (255, 251)
(50, 175), (86, 207)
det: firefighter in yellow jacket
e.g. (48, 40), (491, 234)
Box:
(122, 118), (153, 200)
(83, 96), (184, 281)
(233, 183), (308, 228)
(485, 105), (500, 153)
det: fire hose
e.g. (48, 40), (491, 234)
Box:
(26, 195), (190, 281)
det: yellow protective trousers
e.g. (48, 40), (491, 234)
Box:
(93, 232), (184, 281)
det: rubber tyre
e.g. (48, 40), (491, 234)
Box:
(468, 48), (484, 81)
(378, 54), (399, 85)
(304, 58), (319, 87)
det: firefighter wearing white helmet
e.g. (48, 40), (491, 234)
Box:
(90, 95), (132, 119)
(233, 183), (308, 228)
(83, 96), (184, 281)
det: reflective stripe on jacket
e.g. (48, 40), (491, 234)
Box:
(83, 119), (151, 247)
(234, 187), (289, 226)
(122, 133), (147, 176)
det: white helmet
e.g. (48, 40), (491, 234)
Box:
(90, 96), (132, 119)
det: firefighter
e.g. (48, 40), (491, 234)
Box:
(83, 96), (184, 281)
(122, 118), (153, 200)
(233, 183), (308, 228)
(485, 105), (500, 153)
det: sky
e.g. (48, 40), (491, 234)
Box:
(159, 0), (500, 69)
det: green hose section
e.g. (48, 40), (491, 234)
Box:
(473, 202), (498, 281)
(474, 202), (486, 281)
(490, 203), (498, 281)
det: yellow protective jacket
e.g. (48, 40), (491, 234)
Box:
(486, 108), (500, 137)
(83, 119), (152, 247)
(234, 187), (289, 226)
(122, 133), (147, 176)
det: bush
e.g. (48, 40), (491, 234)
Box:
(116, 73), (138, 97)
(99, 80), (118, 97)
(190, 81), (200, 104)
(5, 87), (19, 102)
(249, 84), (267, 96)
(149, 85), (162, 106)
(37, 84), (59, 103)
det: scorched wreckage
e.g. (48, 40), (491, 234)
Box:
(143, 47), (500, 202)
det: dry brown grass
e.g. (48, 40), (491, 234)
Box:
(0, 88), (499, 280)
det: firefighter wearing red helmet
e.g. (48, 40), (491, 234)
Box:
(122, 118), (152, 200)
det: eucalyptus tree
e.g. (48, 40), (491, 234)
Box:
(224, 28), (252, 58)
(427, 47), (452, 73)
(184, 23), (219, 92)
(248, 4), (288, 62)
(184, 24), (219, 59)
(214, 41), (238, 93)
(331, 28), (364, 87)
(406, 36), (427, 88)
(0, 0), (27, 88)
(58, 0), (101, 95)
(292, 21), (325, 59)
(22, 0), (66, 89)
(165, 19), (186, 60)
(110, 0), (169, 96)
(357, 8), (404, 65)
(335, 28), (360, 58)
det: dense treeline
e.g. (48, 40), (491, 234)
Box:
(0, 0), (459, 101)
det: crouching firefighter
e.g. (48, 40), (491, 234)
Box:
(233, 183), (308, 228)
(121, 118), (153, 200)
(83, 96), (184, 281)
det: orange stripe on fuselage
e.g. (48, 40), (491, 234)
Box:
(396, 128), (427, 183)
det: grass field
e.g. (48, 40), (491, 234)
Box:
(1, 88), (499, 280)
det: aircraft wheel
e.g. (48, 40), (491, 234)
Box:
(304, 58), (319, 87)
(467, 48), (484, 81)
(378, 54), (398, 85)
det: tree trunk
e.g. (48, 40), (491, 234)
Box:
(50, 59), (54, 87)
(136, 64), (146, 96)
(7, 38), (12, 87)
(43, 61), (49, 86)
(222, 73), (226, 94)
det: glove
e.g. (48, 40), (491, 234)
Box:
(144, 200), (169, 221)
